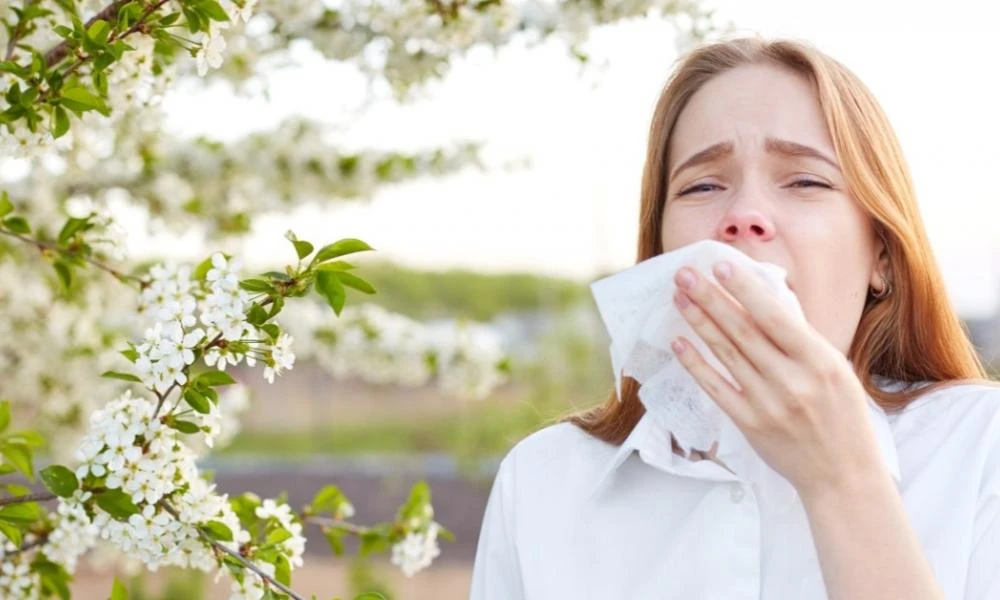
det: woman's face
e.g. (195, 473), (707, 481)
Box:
(661, 63), (885, 355)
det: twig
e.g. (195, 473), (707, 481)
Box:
(0, 227), (143, 285)
(304, 515), (368, 537)
(5, 535), (48, 558)
(5, 0), (41, 60)
(0, 491), (57, 507)
(160, 502), (306, 600)
(42, 0), (132, 67)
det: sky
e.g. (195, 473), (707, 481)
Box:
(154, 0), (1000, 318)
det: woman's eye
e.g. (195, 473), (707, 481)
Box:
(678, 183), (722, 196)
(789, 179), (832, 189)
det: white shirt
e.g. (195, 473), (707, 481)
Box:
(469, 382), (1000, 599)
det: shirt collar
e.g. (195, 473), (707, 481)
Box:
(588, 391), (902, 500)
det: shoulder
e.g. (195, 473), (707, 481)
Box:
(891, 380), (1000, 429)
(493, 421), (618, 490)
(890, 381), (1000, 481)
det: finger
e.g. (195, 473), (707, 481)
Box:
(674, 290), (773, 406)
(710, 260), (819, 358)
(671, 336), (754, 427)
(675, 266), (789, 379)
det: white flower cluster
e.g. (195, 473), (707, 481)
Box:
(195, 0), (258, 76)
(134, 253), (295, 391)
(56, 389), (254, 577)
(0, 257), (134, 461)
(65, 195), (129, 262)
(390, 520), (442, 578)
(282, 301), (507, 399)
(0, 539), (41, 599)
(255, 499), (307, 568)
(42, 490), (100, 572)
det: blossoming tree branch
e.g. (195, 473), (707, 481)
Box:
(1, 204), (453, 599)
(0, 0), (719, 596)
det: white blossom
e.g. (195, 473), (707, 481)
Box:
(390, 521), (442, 577)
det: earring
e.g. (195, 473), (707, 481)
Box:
(871, 273), (892, 299)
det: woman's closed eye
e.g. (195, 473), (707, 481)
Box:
(787, 178), (832, 190)
(676, 179), (833, 197)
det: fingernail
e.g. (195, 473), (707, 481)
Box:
(674, 291), (691, 309)
(676, 268), (696, 290)
(714, 261), (733, 281)
(671, 338), (686, 354)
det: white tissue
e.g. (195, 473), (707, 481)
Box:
(590, 239), (807, 459)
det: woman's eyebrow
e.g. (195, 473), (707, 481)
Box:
(764, 137), (840, 170)
(669, 137), (840, 182)
(669, 141), (734, 182)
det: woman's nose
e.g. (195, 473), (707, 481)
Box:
(716, 207), (776, 242)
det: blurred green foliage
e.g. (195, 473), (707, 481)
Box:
(354, 261), (592, 321)
(220, 310), (614, 471)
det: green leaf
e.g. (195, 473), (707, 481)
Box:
(201, 520), (233, 541)
(0, 502), (42, 524)
(229, 492), (261, 530)
(313, 239), (373, 264)
(168, 419), (200, 434)
(194, 370), (236, 387)
(198, 0), (230, 21)
(183, 387), (210, 414)
(292, 240), (313, 260)
(239, 279), (274, 294)
(52, 105), (70, 138)
(315, 271), (346, 316)
(262, 271), (292, 282)
(120, 347), (140, 363)
(324, 527), (345, 556)
(0, 193), (12, 218)
(60, 86), (109, 115)
(40, 465), (78, 498)
(35, 558), (71, 600)
(0, 400), (9, 432)
(109, 576), (129, 600)
(315, 261), (357, 272)
(101, 370), (141, 383)
(0, 520), (22, 546)
(95, 489), (140, 520)
(274, 553), (291, 586)
(4, 430), (44, 447)
(3, 216), (30, 234)
(58, 216), (90, 243)
(193, 255), (214, 280)
(200, 385), (218, 404)
(334, 271), (376, 295)
(86, 19), (111, 45)
(354, 594), (387, 600)
(260, 323), (280, 341)
(310, 485), (349, 515)
(265, 527), (292, 546)
(0, 443), (33, 480)
(53, 261), (72, 291)
(246, 302), (269, 326)
(358, 531), (391, 556)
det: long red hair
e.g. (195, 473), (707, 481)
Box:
(566, 37), (988, 445)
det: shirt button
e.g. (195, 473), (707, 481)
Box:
(730, 483), (745, 503)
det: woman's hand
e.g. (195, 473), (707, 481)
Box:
(670, 260), (887, 498)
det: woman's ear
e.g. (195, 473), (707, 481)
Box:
(869, 229), (891, 292)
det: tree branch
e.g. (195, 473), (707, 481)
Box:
(304, 515), (368, 537)
(0, 227), (143, 285)
(160, 502), (305, 600)
(0, 491), (57, 507)
(42, 0), (132, 67)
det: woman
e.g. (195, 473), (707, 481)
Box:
(469, 37), (1000, 599)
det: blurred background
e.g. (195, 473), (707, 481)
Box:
(4, 0), (1000, 597)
